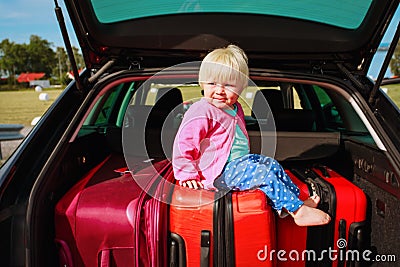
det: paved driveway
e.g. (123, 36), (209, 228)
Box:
(0, 127), (33, 165)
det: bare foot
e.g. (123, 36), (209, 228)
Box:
(291, 205), (331, 227)
(303, 195), (320, 208)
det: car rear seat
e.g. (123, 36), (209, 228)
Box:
(251, 89), (316, 131)
(123, 87), (183, 158)
(146, 87), (183, 158)
(248, 89), (339, 161)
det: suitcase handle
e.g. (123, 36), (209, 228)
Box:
(170, 233), (187, 267)
(201, 230), (211, 267)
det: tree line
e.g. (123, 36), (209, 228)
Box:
(0, 35), (84, 86)
(1, 35), (399, 87)
(389, 42), (400, 77)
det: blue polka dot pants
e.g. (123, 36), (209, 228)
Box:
(214, 154), (304, 213)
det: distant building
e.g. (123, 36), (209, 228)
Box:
(17, 73), (45, 83)
(0, 70), (9, 80)
(29, 80), (50, 88)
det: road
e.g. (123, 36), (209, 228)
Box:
(0, 127), (32, 166)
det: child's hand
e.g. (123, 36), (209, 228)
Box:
(181, 180), (204, 189)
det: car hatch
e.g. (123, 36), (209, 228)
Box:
(60, 0), (398, 74)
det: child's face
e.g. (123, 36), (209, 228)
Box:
(202, 81), (242, 109)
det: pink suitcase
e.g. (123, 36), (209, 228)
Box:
(55, 156), (174, 267)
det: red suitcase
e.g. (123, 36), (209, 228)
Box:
(169, 187), (277, 267)
(277, 166), (368, 267)
(275, 170), (310, 267)
(311, 166), (368, 266)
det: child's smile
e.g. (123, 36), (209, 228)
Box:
(203, 82), (241, 109)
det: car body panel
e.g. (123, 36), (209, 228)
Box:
(1, 1), (400, 266)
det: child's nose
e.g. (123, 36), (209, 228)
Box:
(215, 84), (226, 94)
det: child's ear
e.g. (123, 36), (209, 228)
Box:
(199, 82), (205, 95)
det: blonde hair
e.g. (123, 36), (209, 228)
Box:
(199, 45), (249, 90)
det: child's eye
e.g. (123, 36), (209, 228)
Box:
(207, 82), (216, 86)
(225, 84), (237, 90)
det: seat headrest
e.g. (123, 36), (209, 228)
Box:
(251, 89), (315, 131)
(147, 87), (183, 128)
(123, 87), (184, 158)
(155, 87), (183, 112)
(252, 89), (284, 119)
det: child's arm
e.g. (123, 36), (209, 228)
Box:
(172, 104), (209, 186)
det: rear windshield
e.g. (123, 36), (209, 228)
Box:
(90, 0), (372, 29)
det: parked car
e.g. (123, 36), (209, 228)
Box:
(0, 0), (399, 266)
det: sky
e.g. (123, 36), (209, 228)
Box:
(0, 0), (399, 78)
(0, 0), (79, 49)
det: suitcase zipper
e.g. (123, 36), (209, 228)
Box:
(213, 191), (225, 267)
(224, 192), (235, 267)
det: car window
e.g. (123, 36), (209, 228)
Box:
(313, 85), (344, 130)
(91, 0), (372, 30)
(293, 89), (303, 109)
(368, 6), (400, 107)
(291, 85), (313, 110)
(83, 84), (123, 126)
(79, 82), (135, 136)
(143, 84), (203, 106)
(77, 78), (373, 143)
(92, 90), (117, 125)
(245, 82), (371, 135)
(237, 85), (260, 116)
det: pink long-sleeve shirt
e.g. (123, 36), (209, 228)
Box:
(172, 98), (249, 189)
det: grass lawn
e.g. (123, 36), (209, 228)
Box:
(0, 89), (63, 126)
(0, 83), (399, 127)
(384, 83), (400, 107)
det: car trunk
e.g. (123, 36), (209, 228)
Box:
(20, 66), (398, 266)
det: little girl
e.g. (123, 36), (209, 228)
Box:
(172, 45), (330, 226)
